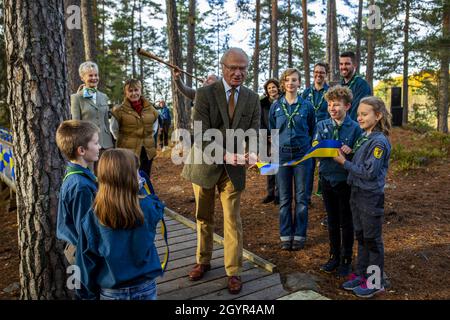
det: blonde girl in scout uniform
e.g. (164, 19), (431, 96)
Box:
(333, 96), (392, 298)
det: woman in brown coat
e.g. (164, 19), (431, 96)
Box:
(110, 79), (159, 176)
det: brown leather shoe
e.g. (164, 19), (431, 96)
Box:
(227, 276), (242, 294)
(188, 263), (211, 281)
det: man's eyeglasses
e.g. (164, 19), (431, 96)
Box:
(314, 71), (327, 75)
(222, 63), (248, 73)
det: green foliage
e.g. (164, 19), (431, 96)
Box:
(391, 130), (450, 171)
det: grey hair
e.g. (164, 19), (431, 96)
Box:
(220, 47), (249, 65)
(79, 61), (99, 78)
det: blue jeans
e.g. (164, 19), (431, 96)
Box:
(277, 159), (311, 241)
(99, 279), (157, 300)
(305, 158), (316, 203)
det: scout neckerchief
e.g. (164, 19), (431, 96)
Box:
(343, 73), (361, 91)
(63, 165), (97, 183)
(352, 133), (369, 154)
(332, 119), (343, 141)
(308, 87), (327, 113)
(141, 180), (169, 272)
(83, 87), (97, 99)
(280, 95), (303, 129)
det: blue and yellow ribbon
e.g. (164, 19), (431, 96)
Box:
(256, 139), (342, 175)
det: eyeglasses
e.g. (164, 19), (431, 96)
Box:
(314, 71), (327, 75)
(222, 63), (248, 73)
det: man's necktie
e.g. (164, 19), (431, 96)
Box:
(228, 88), (236, 120)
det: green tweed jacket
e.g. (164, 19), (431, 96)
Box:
(181, 80), (261, 191)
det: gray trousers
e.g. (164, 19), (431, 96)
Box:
(350, 187), (385, 281)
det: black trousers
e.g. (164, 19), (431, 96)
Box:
(160, 122), (170, 147)
(266, 174), (278, 197)
(321, 177), (354, 260)
(139, 147), (153, 177)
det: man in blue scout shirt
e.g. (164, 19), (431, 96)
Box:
(339, 52), (372, 121)
(302, 62), (330, 212)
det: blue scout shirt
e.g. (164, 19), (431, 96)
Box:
(76, 185), (165, 300)
(57, 162), (97, 246)
(269, 94), (315, 162)
(344, 131), (391, 193)
(314, 116), (362, 187)
(301, 83), (330, 124)
(341, 74), (372, 121)
(159, 105), (171, 123)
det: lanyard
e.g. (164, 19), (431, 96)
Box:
(63, 166), (97, 183)
(352, 135), (369, 153)
(280, 95), (303, 128)
(344, 74), (360, 91)
(332, 121), (342, 141)
(142, 181), (170, 272)
(308, 88), (327, 113)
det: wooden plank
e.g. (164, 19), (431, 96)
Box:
(162, 219), (180, 226)
(158, 238), (198, 253)
(165, 207), (277, 273)
(195, 273), (280, 300)
(157, 223), (186, 234)
(161, 266), (269, 300)
(155, 227), (195, 240)
(155, 232), (197, 247)
(164, 248), (224, 272)
(157, 256), (226, 284)
(158, 243), (221, 262)
(158, 261), (255, 296)
(237, 283), (290, 300)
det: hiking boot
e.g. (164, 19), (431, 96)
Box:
(353, 284), (385, 298)
(280, 241), (291, 251)
(337, 258), (352, 277)
(320, 255), (339, 273)
(342, 273), (366, 291)
(291, 239), (305, 251)
(274, 196), (280, 205)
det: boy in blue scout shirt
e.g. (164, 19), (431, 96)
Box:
(269, 68), (315, 251)
(56, 120), (101, 265)
(334, 96), (392, 298)
(313, 86), (362, 277)
(76, 149), (166, 300)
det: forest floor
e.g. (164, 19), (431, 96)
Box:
(1, 127), (449, 300)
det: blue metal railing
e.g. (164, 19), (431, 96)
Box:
(0, 127), (16, 191)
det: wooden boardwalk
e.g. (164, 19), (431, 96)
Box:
(155, 208), (328, 300)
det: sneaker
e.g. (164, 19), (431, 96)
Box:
(353, 284), (385, 298)
(320, 216), (328, 228)
(291, 239), (305, 251)
(342, 273), (366, 291)
(320, 256), (339, 273)
(337, 258), (352, 277)
(280, 241), (291, 250)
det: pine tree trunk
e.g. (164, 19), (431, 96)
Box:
(131, 0), (137, 79)
(437, 1), (449, 133)
(327, 0), (339, 82)
(166, 0), (188, 131)
(138, 0), (144, 87)
(302, 0), (310, 87)
(4, 0), (71, 299)
(270, 0), (279, 79)
(287, 0), (293, 68)
(64, 0), (85, 93)
(366, 0), (376, 91)
(81, 0), (97, 61)
(402, 0), (410, 125)
(356, 0), (363, 74)
(253, 0), (261, 92)
(186, 0), (196, 89)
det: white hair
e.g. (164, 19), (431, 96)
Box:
(220, 48), (249, 65)
(79, 61), (99, 78)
